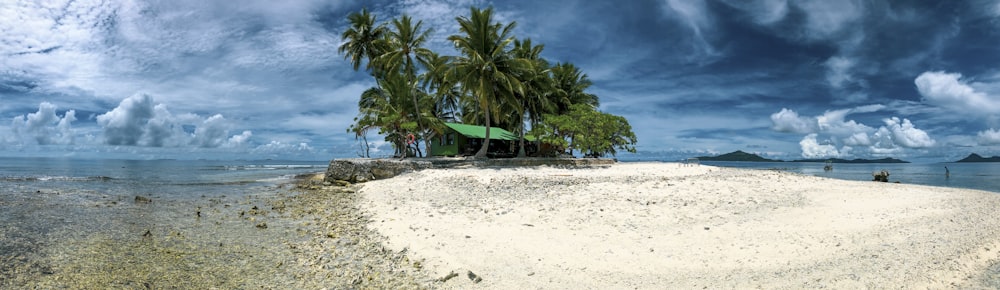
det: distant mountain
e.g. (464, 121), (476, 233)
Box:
(792, 158), (910, 164)
(696, 150), (782, 162)
(955, 153), (1000, 163)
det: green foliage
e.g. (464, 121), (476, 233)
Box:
(531, 104), (637, 157)
(448, 7), (530, 157)
(338, 7), (638, 159)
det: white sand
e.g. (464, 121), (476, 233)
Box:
(359, 163), (1000, 289)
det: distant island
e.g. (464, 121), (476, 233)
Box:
(696, 150), (782, 162)
(695, 150), (910, 163)
(954, 153), (1000, 163)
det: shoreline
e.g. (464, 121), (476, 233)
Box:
(3, 175), (437, 289)
(357, 162), (1000, 288)
(6, 162), (998, 288)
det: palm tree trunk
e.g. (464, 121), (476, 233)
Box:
(517, 115), (526, 158)
(475, 108), (491, 158)
(362, 133), (370, 158)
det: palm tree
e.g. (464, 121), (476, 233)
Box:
(512, 38), (555, 157)
(448, 7), (529, 158)
(338, 8), (388, 73)
(550, 62), (599, 114)
(419, 51), (461, 122)
(354, 71), (421, 157)
(379, 15), (434, 156)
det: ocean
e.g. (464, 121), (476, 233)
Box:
(693, 161), (1000, 194)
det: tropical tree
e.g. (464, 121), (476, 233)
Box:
(551, 62), (599, 114)
(511, 38), (556, 157)
(378, 15), (435, 156)
(448, 7), (529, 158)
(338, 8), (388, 73)
(351, 71), (421, 157)
(530, 104), (637, 158)
(419, 51), (461, 122)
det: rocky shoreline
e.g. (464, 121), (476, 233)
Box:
(283, 174), (438, 288)
(3, 173), (439, 289)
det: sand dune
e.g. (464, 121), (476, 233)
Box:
(359, 163), (1000, 289)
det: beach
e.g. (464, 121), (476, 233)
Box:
(359, 162), (1000, 289)
(4, 161), (999, 288)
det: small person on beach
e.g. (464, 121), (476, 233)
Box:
(945, 166), (950, 178)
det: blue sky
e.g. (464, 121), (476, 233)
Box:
(3, 0), (1000, 161)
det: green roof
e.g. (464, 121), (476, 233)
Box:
(444, 123), (533, 141)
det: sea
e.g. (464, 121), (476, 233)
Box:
(689, 161), (1000, 194)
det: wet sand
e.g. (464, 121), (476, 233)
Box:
(359, 163), (1000, 289)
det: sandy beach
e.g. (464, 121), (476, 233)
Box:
(359, 162), (1000, 289)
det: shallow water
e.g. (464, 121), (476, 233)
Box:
(0, 158), (327, 288)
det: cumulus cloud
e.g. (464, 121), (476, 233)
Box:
(771, 104), (883, 136)
(915, 71), (1000, 117)
(799, 134), (847, 158)
(771, 105), (935, 157)
(95, 94), (252, 148)
(10, 102), (77, 145)
(225, 131), (254, 148)
(881, 117), (935, 148)
(978, 128), (1000, 145)
(770, 108), (816, 133)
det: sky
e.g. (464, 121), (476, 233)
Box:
(3, 0), (1000, 162)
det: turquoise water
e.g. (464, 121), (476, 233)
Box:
(693, 161), (1000, 194)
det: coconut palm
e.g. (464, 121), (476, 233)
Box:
(338, 8), (388, 72)
(419, 51), (461, 122)
(448, 7), (529, 158)
(551, 62), (599, 114)
(512, 38), (556, 157)
(354, 71), (421, 157)
(378, 15), (434, 156)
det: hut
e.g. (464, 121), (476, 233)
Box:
(430, 123), (535, 157)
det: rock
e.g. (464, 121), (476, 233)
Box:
(467, 271), (483, 283)
(872, 170), (890, 182)
(324, 159), (432, 184)
(255, 222), (268, 229)
(134, 196), (152, 204)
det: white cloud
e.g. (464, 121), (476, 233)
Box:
(978, 128), (1000, 145)
(95, 94), (252, 148)
(799, 133), (846, 158)
(882, 117), (935, 148)
(843, 132), (871, 146)
(252, 141), (315, 155)
(771, 104), (883, 136)
(225, 131), (253, 148)
(772, 104), (935, 157)
(914, 71), (1000, 117)
(770, 108), (816, 133)
(11, 102), (78, 145)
